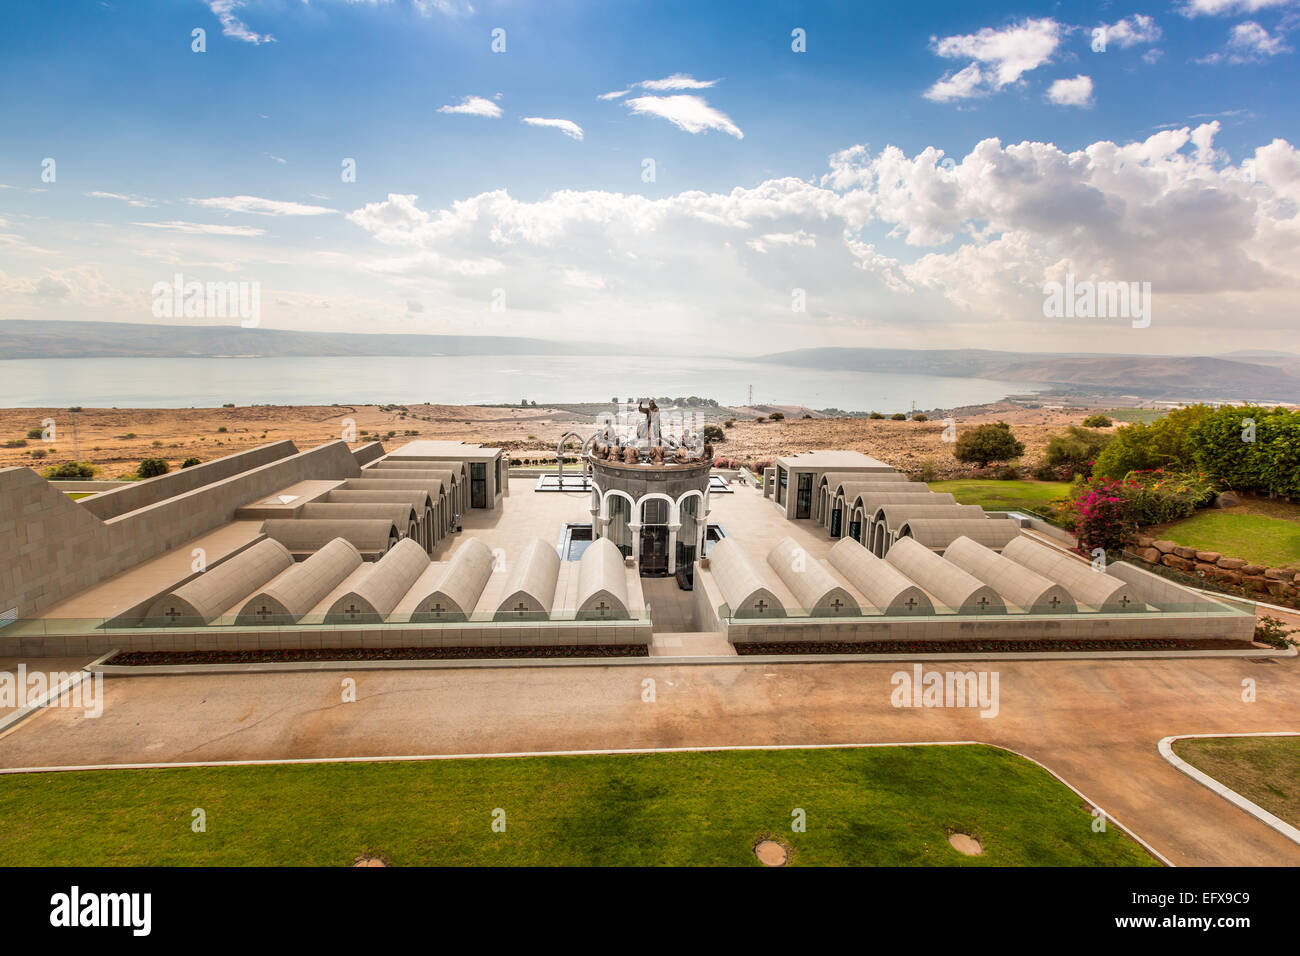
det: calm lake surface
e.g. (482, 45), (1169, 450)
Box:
(0, 355), (1041, 410)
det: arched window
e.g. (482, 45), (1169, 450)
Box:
(641, 497), (668, 525)
(607, 494), (632, 557)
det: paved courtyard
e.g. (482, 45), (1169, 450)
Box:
(2, 651), (1298, 867)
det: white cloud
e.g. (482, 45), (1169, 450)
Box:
(924, 63), (987, 102)
(337, 125), (1300, 351)
(1229, 20), (1291, 57)
(437, 96), (503, 118)
(1178, 0), (1293, 16)
(521, 117), (585, 141)
(598, 89), (630, 100)
(638, 73), (719, 91)
(131, 221), (266, 236)
(205, 1), (274, 44)
(1098, 15), (1162, 48)
(187, 196), (337, 216)
(623, 94), (743, 138)
(929, 17), (1063, 96)
(85, 191), (155, 207)
(1046, 74), (1094, 107)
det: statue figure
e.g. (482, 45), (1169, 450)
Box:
(651, 445), (665, 466)
(703, 442), (714, 461)
(624, 445), (639, 464)
(637, 399), (662, 447)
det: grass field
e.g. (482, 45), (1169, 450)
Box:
(929, 479), (1072, 515)
(0, 745), (1157, 867)
(1173, 736), (1300, 829)
(1160, 511), (1300, 568)
(1103, 408), (1166, 424)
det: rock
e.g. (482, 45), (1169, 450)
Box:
(1137, 536), (1155, 548)
(1267, 580), (1286, 596)
(1152, 540), (1177, 554)
(1243, 575), (1271, 593)
(1195, 562), (1218, 575)
(1162, 554), (1194, 571)
(1214, 491), (1241, 508)
(1216, 557), (1247, 570)
(1213, 569), (1243, 585)
(1242, 564), (1265, 576)
(1137, 548), (1161, 563)
(1264, 567), (1291, 580)
(1172, 546), (1198, 560)
(1195, 551), (1222, 564)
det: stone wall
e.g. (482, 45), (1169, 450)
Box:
(1134, 536), (1300, 603)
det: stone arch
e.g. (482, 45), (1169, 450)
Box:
(636, 491), (676, 525)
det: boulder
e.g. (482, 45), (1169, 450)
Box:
(1137, 548), (1161, 563)
(1242, 564), (1265, 576)
(1195, 551), (1222, 564)
(1137, 536), (1155, 548)
(1213, 569), (1243, 585)
(1162, 554), (1194, 571)
(1152, 540), (1177, 554)
(1172, 546), (1198, 560)
(1264, 567), (1292, 580)
(1216, 557), (1247, 570)
(1214, 491), (1241, 508)
(1195, 562), (1218, 575)
(1243, 575), (1271, 593)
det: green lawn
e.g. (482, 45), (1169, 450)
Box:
(0, 745), (1157, 866)
(1103, 408), (1166, 424)
(1161, 512), (1300, 568)
(928, 479), (1071, 515)
(1173, 736), (1300, 829)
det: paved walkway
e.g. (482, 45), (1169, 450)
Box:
(2, 652), (1298, 865)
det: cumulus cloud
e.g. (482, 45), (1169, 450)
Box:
(521, 117), (584, 141)
(1046, 74), (1094, 107)
(1178, 0), (1293, 15)
(437, 96), (503, 118)
(187, 196), (337, 216)
(623, 94), (743, 138)
(926, 17), (1063, 100)
(339, 125), (1300, 350)
(1097, 15), (1163, 48)
(86, 191), (155, 207)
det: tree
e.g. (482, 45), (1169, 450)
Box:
(182, 457), (201, 468)
(1043, 426), (1113, 478)
(954, 422), (1025, 468)
(1092, 404), (1212, 479)
(769, 411), (785, 421)
(138, 458), (169, 479)
(42, 461), (95, 479)
(1081, 414), (1112, 428)
(702, 424), (725, 443)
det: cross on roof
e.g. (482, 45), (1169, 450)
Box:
(515, 601), (529, 615)
(344, 603), (361, 620)
(431, 602), (445, 616)
(1049, 595), (1061, 609)
(255, 605), (273, 620)
(976, 596), (990, 610)
(596, 601), (610, 616)
(1119, 595), (1131, 607)
(164, 607), (182, 621)
(830, 598), (844, 611)
(904, 597), (918, 611)
(754, 599), (769, 613)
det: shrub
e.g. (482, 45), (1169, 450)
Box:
(26, 427), (43, 439)
(1092, 404), (1212, 479)
(868, 412), (885, 420)
(754, 416), (767, 423)
(769, 411), (785, 421)
(42, 461), (95, 479)
(1254, 616), (1297, 648)
(890, 413), (906, 421)
(1120, 469), (1218, 525)
(1043, 425), (1113, 479)
(802, 414), (811, 419)
(954, 422), (1025, 468)
(216, 426), (228, 433)
(138, 458), (169, 479)
(5, 439), (27, 448)
(1082, 414), (1113, 428)
(702, 424), (725, 443)
(181, 457), (201, 468)
(1064, 478), (1138, 556)
(67, 406), (82, 412)
(31, 449), (47, 459)
(918, 458), (938, 482)
(222, 402), (235, 408)
(994, 464), (1020, 480)
(1188, 405), (1300, 498)
(723, 419), (735, 428)
(912, 413), (928, 422)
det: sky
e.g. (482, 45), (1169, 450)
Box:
(0, 0), (1298, 356)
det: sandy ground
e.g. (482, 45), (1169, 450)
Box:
(0, 401), (1110, 479)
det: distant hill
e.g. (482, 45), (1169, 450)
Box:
(756, 347), (1300, 402)
(0, 320), (616, 359)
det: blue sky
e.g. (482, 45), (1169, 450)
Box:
(1, 0), (1298, 354)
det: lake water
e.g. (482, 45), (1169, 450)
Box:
(0, 355), (1041, 411)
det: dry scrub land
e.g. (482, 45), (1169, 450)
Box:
(0, 401), (1109, 480)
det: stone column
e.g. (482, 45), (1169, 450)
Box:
(667, 523), (681, 574)
(629, 522), (641, 566)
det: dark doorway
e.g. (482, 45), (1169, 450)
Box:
(849, 518), (861, 542)
(470, 462), (487, 508)
(795, 473), (812, 518)
(640, 526), (669, 576)
(830, 507), (842, 538)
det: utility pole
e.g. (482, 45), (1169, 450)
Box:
(748, 384), (753, 407)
